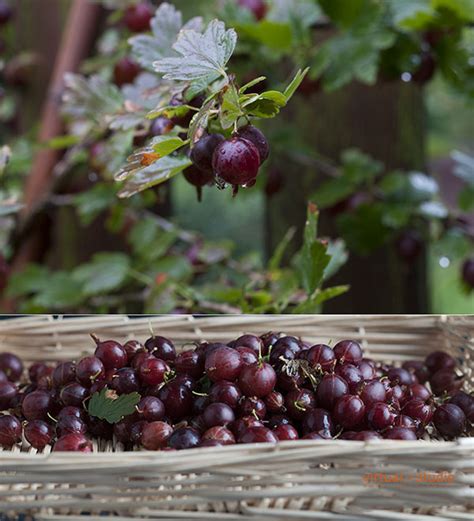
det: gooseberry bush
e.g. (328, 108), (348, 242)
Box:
(1, 0), (473, 313)
(1, 2), (348, 313)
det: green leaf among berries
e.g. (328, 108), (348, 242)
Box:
(154, 19), (237, 84)
(116, 153), (192, 198)
(150, 135), (188, 158)
(87, 387), (141, 424)
(130, 3), (203, 72)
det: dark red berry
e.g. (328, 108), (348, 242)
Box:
(110, 367), (140, 394)
(137, 357), (168, 386)
(158, 381), (192, 421)
(449, 391), (474, 423)
(60, 383), (88, 407)
(205, 346), (242, 382)
(425, 351), (455, 374)
(202, 426), (235, 445)
(429, 369), (463, 396)
(209, 381), (241, 408)
(0, 414), (22, 447)
(203, 402), (235, 427)
(191, 133), (225, 173)
(22, 390), (52, 421)
(137, 396), (165, 422)
(301, 408), (334, 437)
(24, 420), (54, 449)
(316, 374), (349, 410)
(412, 50), (436, 84)
(367, 402), (395, 430)
(141, 421), (173, 450)
(384, 427), (417, 440)
(57, 415), (87, 437)
(462, 258), (474, 289)
(238, 362), (276, 398)
(0, 352), (23, 382)
(53, 433), (93, 452)
(123, 340), (145, 363)
(76, 356), (105, 387)
(387, 367), (414, 386)
(175, 350), (204, 379)
(183, 165), (214, 201)
(52, 361), (76, 388)
(0, 381), (17, 410)
(144, 335), (176, 362)
(236, 125), (269, 164)
(94, 339), (128, 370)
(359, 380), (386, 408)
(123, 2), (153, 32)
(212, 137), (260, 187)
(306, 344), (336, 372)
(273, 424), (299, 441)
(333, 340), (363, 365)
(168, 427), (201, 450)
(237, 0), (267, 21)
(333, 395), (365, 429)
(114, 57), (140, 87)
(433, 403), (466, 438)
(239, 426), (278, 444)
(395, 230), (423, 262)
(403, 399), (433, 426)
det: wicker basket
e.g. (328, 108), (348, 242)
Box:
(0, 314), (473, 520)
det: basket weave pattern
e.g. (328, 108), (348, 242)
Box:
(0, 314), (473, 520)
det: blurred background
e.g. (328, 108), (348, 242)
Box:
(0, 0), (473, 314)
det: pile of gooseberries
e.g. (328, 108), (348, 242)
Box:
(0, 332), (471, 452)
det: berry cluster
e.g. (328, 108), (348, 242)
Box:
(0, 333), (471, 452)
(187, 124), (269, 199)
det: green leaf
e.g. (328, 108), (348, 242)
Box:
(129, 217), (177, 263)
(295, 203), (331, 294)
(235, 20), (293, 51)
(151, 135), (188, 157)
(87, 387), (141, 424)
(72, 253), (130, 296)
(62, 73), (124, 127)
(116, 154), (192, 198)
(268, 227), (296, 271)
(312, 177), (355, 209)
(314, 5), (395, 91)
(458, 186), (474, 211)
(292, 285), (349, 313)
(283, 68), (310, 101)
(74, 183), (117, 226)
(337, 204), (391, 255)
(244, 90), (288, 118)
(6, 264), (50, 297)
(154, 19), (237, 84)
(432, 0), (474, 22)
(219, 83), (243, 129)
(324, 239), (348, 280)
(318, 0), (367, 28)
(0, 145), (11, 175)
(150, 256), (193, 281)
(388, 0), (435, 29)
(31, 272), (84, 309)
(341, 148), (383, 184)
(130, 3), (203, 71)
(45, 134), (80, 150)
